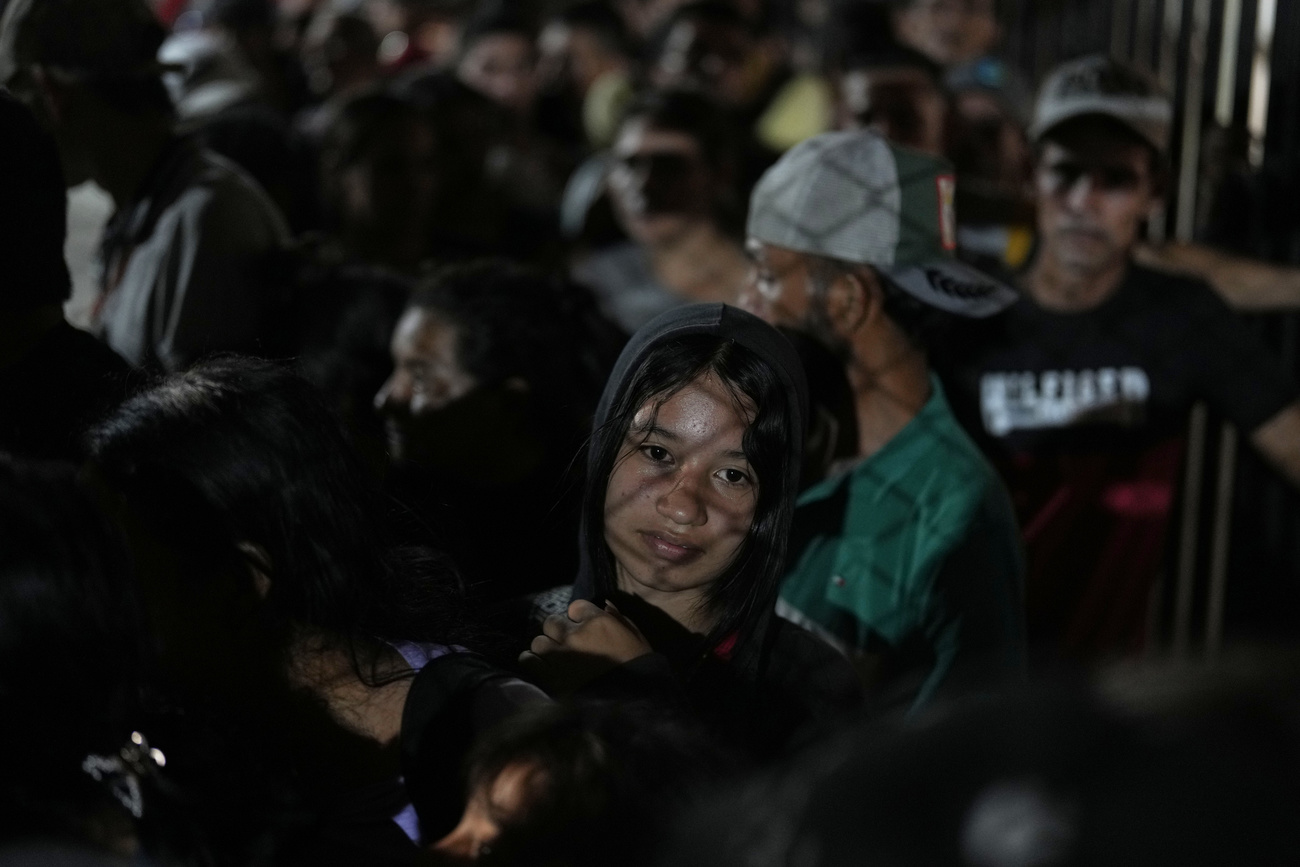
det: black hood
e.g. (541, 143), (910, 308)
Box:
(573, 303), (809, 611)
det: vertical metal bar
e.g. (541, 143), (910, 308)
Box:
(1175, 0), (1213, 241)
(1205, 422), (1239, 656)
(1215, 0), (1244, 126)
(1173, 402), (1209, 658)
(1247, 0), (1277, 166)
(1159, 0), (1186, 89)
(1113, 0), (1135, 59)
(1136, 0), (1157, 69)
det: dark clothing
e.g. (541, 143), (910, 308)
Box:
(0, 321), (130, 461)
(938, 263), (1299, 656)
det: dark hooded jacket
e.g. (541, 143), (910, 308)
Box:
(556, 303), (862, 761)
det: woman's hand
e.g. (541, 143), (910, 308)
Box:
(519, 599), (653, 696)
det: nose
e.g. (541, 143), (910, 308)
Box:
(374, 372), (408, 414)
(1062, 174), (1099, 212)
(656, 471), (707, 526)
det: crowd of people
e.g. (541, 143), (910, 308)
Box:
(4, 0), (1300, 863)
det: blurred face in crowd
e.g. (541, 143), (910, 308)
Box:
(336, 114), (439, 267)
(538, 22), (620, 97)
(433, 761), (540, 861)
(375, 308), (477, 464)
(741, 241), (855, 361)
(952, 89), (1031, 191)
(603, 374), (758, 609)
(652, 17), (760, 108)
(894, 0), (1000, 66)
(608, 117), (716, 247)
(837, 65), (949, 156)
(1034, 121), (1159, 279)
(458, 32), (538, 116)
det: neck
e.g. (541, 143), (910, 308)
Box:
(846, 340), (932, 459)
(92, 117), (173, 207)
(648, 223), (747, 304)
(0, 304), (64, 369)
(1026, 248), (1128, 312)
(615, 568), (716, 635)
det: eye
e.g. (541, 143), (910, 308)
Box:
(640, 444), (671, 463)
(718, 467), (752, 486)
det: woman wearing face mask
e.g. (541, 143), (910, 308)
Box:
(523, 304), (862, 761)
(571, 90), (753, 334)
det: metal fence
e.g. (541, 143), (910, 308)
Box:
(998, 0), (1300, 656)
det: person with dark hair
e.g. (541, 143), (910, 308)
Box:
(0, 0), (289, 372)
(433, 700), (732, 865)
(455, 3), (539, 119)
(937, 56), (1300, 660)
(648, 0), (830, 153)
(317, 88), (441, 274)
(88, 357), (547, 859)
(376, 260), (622, 604)
(831, 41), (950, 158)
(573, 88), (752, 333)
(891, 0), (1003, 70)
(741, 130), (1026, 714)
(536, 0), (634, 150)
(522, 304), (862, 761)
(0, 91), (129, 462)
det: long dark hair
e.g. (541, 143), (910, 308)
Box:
(582, 334), (797, 659)
(87, 357), (473, 676)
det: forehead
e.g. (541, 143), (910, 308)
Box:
(1037, 125), (1153, 170)
(613, 119), (701, 156)
(392, 308), (459, 359)
(634, 372), (756, 434)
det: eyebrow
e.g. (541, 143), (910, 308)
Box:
(629, 424), (751, 461)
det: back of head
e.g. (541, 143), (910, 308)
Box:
(0, 90), (70, 311)
(86, 356), (461, 648)
(409, 260), (621, 431)
(0, 0), (174, 116)
(459, 700), (733, 867)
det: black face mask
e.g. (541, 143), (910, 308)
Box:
(613, 152), (712, 216)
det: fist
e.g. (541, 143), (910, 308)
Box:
(519, 599), (653, 695)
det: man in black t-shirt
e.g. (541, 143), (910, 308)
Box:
(939, 55), (1300, 658)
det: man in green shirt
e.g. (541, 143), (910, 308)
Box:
(741, 130), (1026, 713)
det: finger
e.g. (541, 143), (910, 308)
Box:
(604, 600), (621, 615)
(541, 613), (573, 643)
(568, 598), (605, 622)
(518, 650), (542, 670)
(530, 633), (561, 655)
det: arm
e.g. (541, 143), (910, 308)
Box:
(1250, 403), (1300, 489)
(1135, 242), (1300, 311)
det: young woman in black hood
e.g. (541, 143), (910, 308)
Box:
(523, 304), (861, 760)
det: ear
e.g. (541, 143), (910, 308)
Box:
(28, 65), (69, 125)
(821, 266), (877, 339)
(237, 542), (273, 600)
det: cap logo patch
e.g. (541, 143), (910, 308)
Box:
(936, 174), (957, 251)
(924, 267), (994, 299)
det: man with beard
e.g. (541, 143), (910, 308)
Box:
(375, 261), (621, 608)
(937, 56), (1300, 659)
(740, 129), (1026, 714)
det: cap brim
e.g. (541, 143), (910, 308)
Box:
(883, 258), (1019, 318)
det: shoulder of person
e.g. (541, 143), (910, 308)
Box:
(1122, 260), (1224, 311)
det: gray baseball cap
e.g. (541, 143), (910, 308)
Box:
(0, 0), (170, 86)
(747, 130), (1017, 319)
(1030, 54), (1171, 154)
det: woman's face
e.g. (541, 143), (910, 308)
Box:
(608, 118), (715, 247)
(603, 372), (758, 609)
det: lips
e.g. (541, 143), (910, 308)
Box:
(639, 530), (703, 563)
